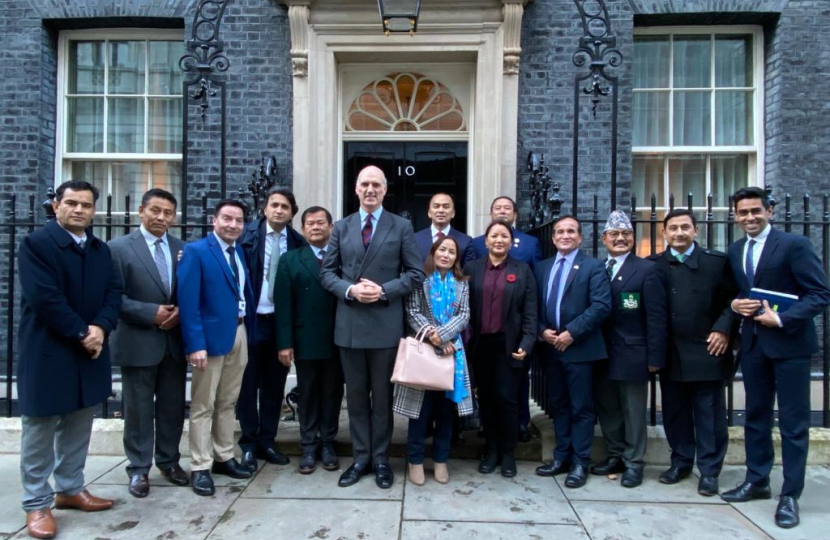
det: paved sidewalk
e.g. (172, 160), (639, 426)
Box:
(0, 453), (827, 540)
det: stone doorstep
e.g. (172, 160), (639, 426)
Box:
(0, 415), (827, 465)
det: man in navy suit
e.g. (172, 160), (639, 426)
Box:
(593, 211), (667, 488)
(178, 200), (256, 496)
(723, 187), (830, 529)
(471, 196), (543, 440)
(533, 216), (611, 488)
(238, 187), (307, 471)
(414, 193), (475, 264)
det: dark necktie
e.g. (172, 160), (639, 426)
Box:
(226, 245), (240, 291)
(362, 215), (374, 250)
(436, 231), (446, 241)
(545, 258), (565, 330)
(317, 248), (326, 267)
(154, 238), (170, 296)
(606, 258), (616, 279)
(745, 239), (757, 286)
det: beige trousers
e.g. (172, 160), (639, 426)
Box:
(189, 323), (248, 471)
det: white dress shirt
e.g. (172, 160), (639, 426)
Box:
(431, 224), (452, 244)
(257, 224), (287, 314)
(606, 250), (630, 281)
(214, 232), (246, 317)
(140, 225), (172, 285)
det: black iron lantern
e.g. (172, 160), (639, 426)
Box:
(378, 0), (421, 36)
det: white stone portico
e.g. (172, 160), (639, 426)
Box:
(282, 0), (531, 233)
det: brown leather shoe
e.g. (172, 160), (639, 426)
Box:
(159, 463), (189, 486)
(54, 490), (113, 512)
(26, 508), (56, 539)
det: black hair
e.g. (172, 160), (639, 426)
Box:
(56, 180), (99, 202)
(214, 199), (247, 217)
(141, 188), (177, 209)
(553, 214), (583, 235)
(484, 220), (514, 239)
(732, 187), (771, 210)
(490, 196), (517, 213)
(663, 209), (698, 228)
(301, 206), (333, 226)
(265, 186), (299, 217)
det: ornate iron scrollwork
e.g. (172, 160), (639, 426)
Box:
(527, 152), (562, 227)
(179, 0), (231, 121)
(572, 0), (623, 119)
(245, 156), (281, 217)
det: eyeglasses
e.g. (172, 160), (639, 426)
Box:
(605, 230), (633, 239)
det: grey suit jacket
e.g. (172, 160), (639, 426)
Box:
(320, 209), (425, 349)
(109, 229), (185, 367)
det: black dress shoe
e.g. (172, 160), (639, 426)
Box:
(720, 481), (772, 503)
(564, 463), (588, 488)
(775, 496), (799, 529)
(620, 467), (643, 488)
(658, 466), (693, 485)
(518, 425), (532, 443)
(240, 451), (258, 472)
(128, 474), (149, 498)
(211, 458), (252, 479)
(501, 454), (517, 478)
(536, 460), (571, 477)
(321, 445), (339, 471)
(158, 464), (189, 486)
(478, 452), (499, 474)
(257, 447), (290, 465)
(191, 470), (215, 497)
(338, 463), (372, 487)
(698, 476), (719, 496)
(590, 456), (626, 476)
(374, 463), (394, 489)
(298, 452), (317, 475)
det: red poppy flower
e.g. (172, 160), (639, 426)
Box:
(506, 274), (516, 283)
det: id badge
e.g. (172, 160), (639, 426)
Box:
(238, 300), (246, 312)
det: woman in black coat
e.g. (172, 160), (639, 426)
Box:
(464, 221), (537, 477)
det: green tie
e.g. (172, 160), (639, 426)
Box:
(676, 253), (686, 263)
(267, 234), (282, 302)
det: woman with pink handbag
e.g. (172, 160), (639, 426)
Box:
(392, 236), (473, 486)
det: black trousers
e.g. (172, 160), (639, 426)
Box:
(476, 333), (522, 456)
(121, 351), (187, 476)
(339, 346), (397, 466)
(518, 357), (532, 428)
(543, 345), (595, 466)
(237, 314), (290, 453)
(295, 356), (344, 454)
(741, 345), (811, 498)
(660, 378), (728, 477)
(407, 390), (455, 464)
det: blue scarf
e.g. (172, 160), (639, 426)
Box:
(429, 271), (468, 403)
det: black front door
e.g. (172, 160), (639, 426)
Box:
(343, 142), (468, 233)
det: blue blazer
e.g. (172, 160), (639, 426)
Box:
(471, 228), (542, 271)
(534, 250), (611, 362)
(178, 234), (255, 356)
(414, 227), (475, 264)
(728, 227), (830, 359)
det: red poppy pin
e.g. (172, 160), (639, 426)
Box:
(506, 274), (517, 283)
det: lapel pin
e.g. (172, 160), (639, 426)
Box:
(573, 265), (580, 270)
(617, 276), (622, 281)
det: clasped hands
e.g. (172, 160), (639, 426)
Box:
(732, 298), (780, 328)
(155, 304), (180, 330)
(427, 329), (456, 356)
(541, 328), (574, 352)
(81, 325), (105, 359)
(350, 279), (384, 304)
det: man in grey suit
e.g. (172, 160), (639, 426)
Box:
(109, 189), (188, 498)
(321, 165), (424, 489)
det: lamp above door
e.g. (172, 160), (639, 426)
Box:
(377, 0), (421, 36)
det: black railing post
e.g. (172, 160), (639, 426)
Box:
(123, 194), (131, 236)
(727, 196), (736, 427)
(6, 195), (16, 417)
(201, 195), (210, 238)
(105, 195), (113, 243)
(592, 194), (599, 259)
(706, 193), (714, 250)
(784, 193), (792, 233)
(650, 193), (657, 256)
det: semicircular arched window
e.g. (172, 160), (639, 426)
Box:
(346, 72), (467, 132)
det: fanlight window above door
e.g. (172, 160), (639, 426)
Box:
(346, 72), (466, 132)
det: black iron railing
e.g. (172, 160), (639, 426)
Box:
(527, 191), (830, 429)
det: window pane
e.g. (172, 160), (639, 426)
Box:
(711, 154), (748, 207)
(70, 161), (108, 198)
(108, 41), (146, 95)
(152, 161), (182, 198)
(634, 36), (670, 89)
(107, 98), (145, 153)
(716, 91), (753, 145)
(632, 155), (664, 207)
(111, 162), (148, 212)
(668, 155), (706, 207)
(673, 36), (711, 88)
(673, 91), (711, 146)
(66, 97), (104, 152)
(149, 99), (183, 153)
(68, 41), (104, 94)
(149, 41), (185, 95)
(633, 92), (669, 146)
(715, 35), (752, 87)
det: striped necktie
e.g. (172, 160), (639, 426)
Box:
(154, 238), (170, 297)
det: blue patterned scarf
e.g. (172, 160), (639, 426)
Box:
(429, 270), (468, 403)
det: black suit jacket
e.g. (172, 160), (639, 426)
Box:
(650, 243), (738, 381)
(534, 250), (611, 363)
(464, 256), (538, 367)
(414, 227), (475, 264)
(728, 227), (830, 359)
(600, 254), (667, 381)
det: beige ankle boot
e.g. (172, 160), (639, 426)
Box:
(434, 462), (449, 484)
(408, 463), (425, 486)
